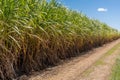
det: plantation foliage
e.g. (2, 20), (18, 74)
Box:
(0, 0), (119, 79)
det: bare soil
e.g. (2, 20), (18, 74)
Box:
(75, 44), (120, 80)
(28, 39), (120, 80)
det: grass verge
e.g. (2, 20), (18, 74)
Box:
(110, 54), (120, 80)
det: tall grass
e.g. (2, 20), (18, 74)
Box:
(0, 0), (119, 79)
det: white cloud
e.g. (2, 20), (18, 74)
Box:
(97, 8), (108, 12)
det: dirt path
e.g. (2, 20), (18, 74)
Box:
(75, 43), (120, 80)
(29, 39), (120, 80)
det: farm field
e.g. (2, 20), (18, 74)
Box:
(0, 0), (120, 80)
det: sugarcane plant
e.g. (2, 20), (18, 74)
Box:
(0, 0), (119, 79)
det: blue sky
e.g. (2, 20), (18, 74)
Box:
(61, 0), (120, 30)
